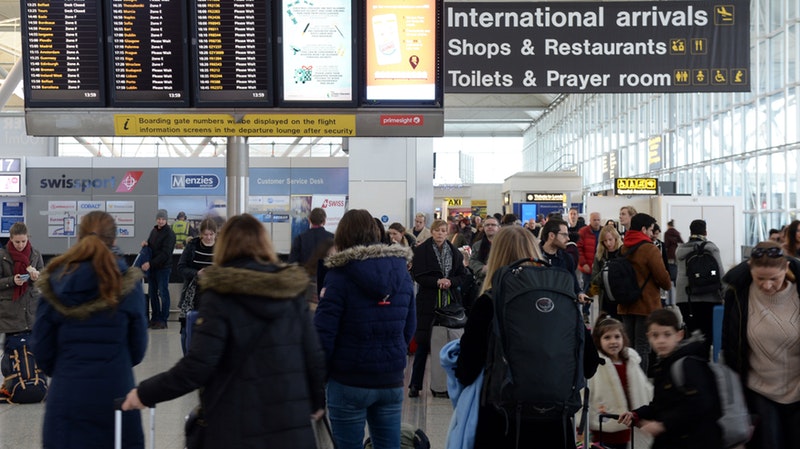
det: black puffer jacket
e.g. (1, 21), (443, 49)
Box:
(634, 333), (722, 449)
(136, 259), (326, 449)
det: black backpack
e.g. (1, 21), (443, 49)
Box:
(684, 241), (722, 296)
(601, 242), (651, 305)
(482, 259), (585, 423)
(1, 333), (48, 404)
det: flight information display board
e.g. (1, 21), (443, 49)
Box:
(192, 0), (273, 106)
(107, 0), (190, 106)
(20, 0), (106, 106)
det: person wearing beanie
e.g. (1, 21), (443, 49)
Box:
(675, 219), (725, 356)
(141, 209), (176, 329)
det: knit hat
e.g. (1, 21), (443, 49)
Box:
(156, 209), (168, 220)
(176, 211), (187, 220)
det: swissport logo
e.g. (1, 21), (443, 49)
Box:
(117, 171), (144, 193)
(171, 174), (220, 189)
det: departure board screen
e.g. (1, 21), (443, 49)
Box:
(192, 0), (273, 106)
(107, 0), (190, 106)
(20, 0), (106, 106)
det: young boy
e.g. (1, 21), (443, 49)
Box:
(618, 309), (722, 449)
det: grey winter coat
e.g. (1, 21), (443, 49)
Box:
(675, 238), (725, 304)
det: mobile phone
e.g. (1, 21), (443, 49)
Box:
(19, 274), (30, 281)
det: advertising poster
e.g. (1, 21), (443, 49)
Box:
(290, 195), (313, 243)
(281, 0), (353, 103)
(249, 195), (291, 223)
(1, 201), (24, 237)
(365, 0), (437, 101)
(311, 194), (347, 234)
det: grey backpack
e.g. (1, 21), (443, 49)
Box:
(672, 356), (751, 448)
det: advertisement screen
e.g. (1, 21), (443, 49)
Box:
(280, 0), (354, 105)
(365, 0), (439, 103)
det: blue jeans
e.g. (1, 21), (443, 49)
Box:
(326, 379), (403, 449)
(148, 267), (171, 323)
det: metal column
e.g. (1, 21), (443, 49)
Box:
(226, 136), (249, 217)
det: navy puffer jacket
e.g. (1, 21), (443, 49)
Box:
(34, 259), (148, 449)
(314, 244), (416, 388)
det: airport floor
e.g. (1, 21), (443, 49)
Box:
(0, 326), (453, 449)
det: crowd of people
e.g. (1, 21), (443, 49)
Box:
(0, 206), (797, 449)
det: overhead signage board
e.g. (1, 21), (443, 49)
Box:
(107, 0), (190, 106)
(615, 177), (658, 195)
(191, 0), (273, 106)
(112, 113), (356, 137)
(365, 0), (441, 104)
(278, 0), (355, 106)
(20, 0), (106, 106)
(444, 1), (750, 93)
(527, 193), (565, 202)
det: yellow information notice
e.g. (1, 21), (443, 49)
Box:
(114, 114), (357, 137)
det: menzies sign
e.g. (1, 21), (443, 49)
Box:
(444, 1), (749, 93)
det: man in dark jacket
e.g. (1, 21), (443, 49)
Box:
(141, 209), (176, 329)
(540, 218), (589, 303)
(289, 207), (334, 265)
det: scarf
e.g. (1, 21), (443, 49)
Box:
(433, 241), (453, 279)
(7, 240), (32, 301)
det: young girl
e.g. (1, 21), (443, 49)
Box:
(587, 315), (653, 449)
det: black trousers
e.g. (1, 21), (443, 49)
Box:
(677, 301), (716, 358)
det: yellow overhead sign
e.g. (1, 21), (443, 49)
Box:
(445, 198), (463, 206)
(113, 114), (356, 137)
(615, 178), (659, 195)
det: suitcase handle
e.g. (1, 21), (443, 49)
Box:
(114, 397), (156, 449)
(597, 413), (632, 446)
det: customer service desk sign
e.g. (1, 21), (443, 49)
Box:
(444, 1), (750, 93)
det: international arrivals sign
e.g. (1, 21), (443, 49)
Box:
(444, 1), (750, 93)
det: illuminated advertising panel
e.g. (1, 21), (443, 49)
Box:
(365, 0), (441, 104)
(279, 0), (355, 105)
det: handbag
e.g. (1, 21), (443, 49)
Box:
(179, 277), (198, 317)
(184, 405), (206, 449)
(434, 289), (466, 328)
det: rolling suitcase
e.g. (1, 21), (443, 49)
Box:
(429, 325), (463, 397)
(114, 398), (155, 449)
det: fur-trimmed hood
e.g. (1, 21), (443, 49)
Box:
(36, 260), (144, 320)
(324, 244), (413, 268)
(323, 244), (413, 301)
(198, 261), (309, 319)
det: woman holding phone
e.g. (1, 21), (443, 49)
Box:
(0, 222), (44, 351)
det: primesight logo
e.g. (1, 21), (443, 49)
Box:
(171, 174), (220, 189)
